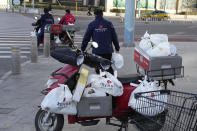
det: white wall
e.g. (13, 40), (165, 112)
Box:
(0, 0), (8, 9)
(0, 0), (8, 5)
(105, 0), (113, 12)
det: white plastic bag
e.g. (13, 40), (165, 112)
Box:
(83, 87), (106, 97)
(139, 38), (153, 51)
(55, 37), (62, 44)
(139, 31), (153, 51)
(128, 77), (167, 116)
(41, 84), (77, 115)
(30, 31), (36, 37)
(150, 34), (168, 46)
(112, 53), (124, 69)
(170, 44), (177, 56)
(146, 42), (171, 57)
(87, 73), (123, 96)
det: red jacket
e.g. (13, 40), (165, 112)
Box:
(58, 13), (75, 25)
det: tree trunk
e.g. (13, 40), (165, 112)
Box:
(154, 0), (157, 10)
(145, 0), (148, 9)
(176, 0), (180, 14)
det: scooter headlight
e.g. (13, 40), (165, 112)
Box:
(46, 79), (58, 88)
(100, 60), (110, 71)
(77, 55), (84, 66)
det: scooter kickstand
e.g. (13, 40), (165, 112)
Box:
(118, 121), (128, 131)
(118, 122), (123, 131)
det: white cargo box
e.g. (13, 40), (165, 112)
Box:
(134, 46), (184, 80)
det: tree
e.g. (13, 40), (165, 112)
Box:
(154, 0), (157, 10)
(113, 0), (119, 8)
(182, 0), (195, 18)
(145, 0), (148, 9)
(20, 0), (24, 5)
(175, 0), (180, 14)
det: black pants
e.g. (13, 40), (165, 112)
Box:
(95, 53), (114, 74)
(87, 11), (92, 16)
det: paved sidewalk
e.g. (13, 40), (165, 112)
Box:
(0, 57), (64, 131)
(0, 42), (197, 131)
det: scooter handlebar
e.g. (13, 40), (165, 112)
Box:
(32, 22), (37, 26)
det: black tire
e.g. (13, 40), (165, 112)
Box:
(134, 111), (166, 131)
(35, 109), (64, 131)
(50, 40), (56, 50)
(147, 16), (151, 21)
(163, 17), (168, 21)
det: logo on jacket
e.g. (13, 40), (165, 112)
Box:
(99, 25), (103, 29)
(95, 25), (107, 32)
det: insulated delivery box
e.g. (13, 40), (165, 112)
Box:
(77, 96), (112, 117)
(75, 72), (113, 117)
(134, 46), (183, 80)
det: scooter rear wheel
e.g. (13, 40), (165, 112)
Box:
(134, 111), (166, 131)
(35, 109), (64, 131)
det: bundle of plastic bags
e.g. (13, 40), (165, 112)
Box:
(139, 31), (176, 57)
(85, 72), (123, 97)
(41, 84), (77, 115)
(128, 76), (167, 116)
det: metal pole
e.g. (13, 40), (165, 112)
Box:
(19, 6), (21, 13)
(6, 0), (9, 11)
(138, 0), (141, 18)
(43, 33), (51, 57)
(32, 0), (35, 8)
(30, 34), (38, 63)
(75, 0), (78, 16)
(83, 0), (87, 6)
(24, 0), (26, 13)
(11, 47), (21, 74)
(10, 0), (13, 9)
(123, 0), (135, 47)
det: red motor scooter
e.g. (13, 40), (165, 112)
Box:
(34, 41), (170, 131)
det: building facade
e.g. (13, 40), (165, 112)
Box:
(82, 0), (197, 13)
(0, 0), (9, 8)
(1, 0), (197, 13)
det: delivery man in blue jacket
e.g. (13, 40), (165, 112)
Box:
(81, 8), (120, 74)
(33, 8), (54, 47)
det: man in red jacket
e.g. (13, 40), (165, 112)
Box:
(58, 9), (75, 25)
(58, 9), (75, 43)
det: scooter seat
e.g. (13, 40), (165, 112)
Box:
(118, 74), (141, 84)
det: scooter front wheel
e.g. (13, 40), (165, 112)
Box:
(35, 109), (64, 131)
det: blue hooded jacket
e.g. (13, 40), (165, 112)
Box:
(36, 13), (54, 34)
(81, 16), (120, 54)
